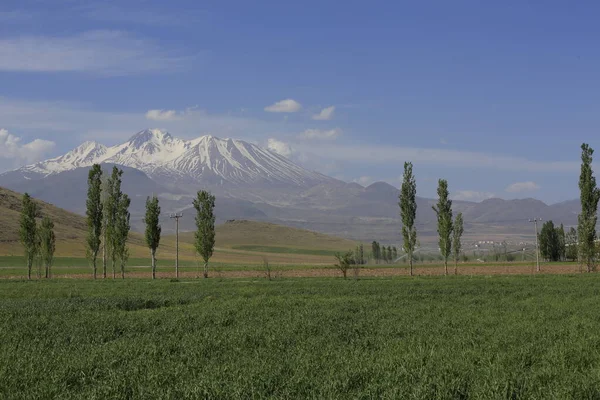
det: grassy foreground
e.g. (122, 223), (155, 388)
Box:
(1, 275), (600, 398)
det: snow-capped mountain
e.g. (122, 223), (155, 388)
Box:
(9, 129), (332, 188)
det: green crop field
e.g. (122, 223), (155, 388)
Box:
(2, 275), (600, 398)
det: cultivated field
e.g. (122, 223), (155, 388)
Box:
(2, 275), (600, 398)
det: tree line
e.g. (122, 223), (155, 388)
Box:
(17, 142), (600, 278)
(399, 162), (465, 276)
(85, 164), (218, 279)
(19, 163), (218, 279)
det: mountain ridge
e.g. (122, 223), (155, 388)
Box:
(8, 129), (333, 188)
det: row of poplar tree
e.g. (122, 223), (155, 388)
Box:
(335, 163), (465, 278)
(399, 162), (465, 276)
(395, 143), (600, 274)
(19, 194), (56, 280)
(18, 163), (218, 280)
(85, 164), (218, 279)
(371, 241), (398, 263)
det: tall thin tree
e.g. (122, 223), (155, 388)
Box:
(400, 162), (418, 276)
(86, 164), (103, 279)
(144, 196), (162, 279)
(101, 176), (110, 279)
(433, 179), (453, 275)
(39, 216), (56, 279)
(578, 143), (600, 272)
(452, 213), (464, 275)
(105, 167), (124, 279)
(19, 193), (38, 280)
(115, 193), (131, 279)
(193, 190), (216, 278)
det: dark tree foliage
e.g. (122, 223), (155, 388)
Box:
(144, 196), (162, 279)
(19, 193), (38, 280)
(193, 190), (216, 278)
(86, 164), (103, 279)
(400, 162), (417, 276)
(578, 143), (600, 272)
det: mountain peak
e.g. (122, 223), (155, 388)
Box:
(128, 129), (172, 147)
(10, 129), (332, 188)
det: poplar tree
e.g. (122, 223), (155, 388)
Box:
(115, 193), (131, 279)
(39, 216), (56, 279)
(400, 162), (417, 276)
(578, 143), (600, 272)
(86, 164), (103, 279)
(392, 246), (398, 260)
(193, 190), (216, 278)
(144, 196), (162, 279)
(19, 193), (38, 280)
(105, 167), (123, 279)
(452, 213), (464, 275)
(433, 179), (453, 275)
(101, 176), (110, 279)
(387, 246), (393, 263)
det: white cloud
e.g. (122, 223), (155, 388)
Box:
(452, 190), (496, 202)
(0, 31), (191, 75)
(0, 129), (55, 170)
(0, 96), (290, 146)
(267, 138), (293, 157)
(300, 128), (342, 141)
(506, 181), (541, 193)
(312, 106), (335, 121)
(264, 99), (302, 113)
(146, 109), (178, 121)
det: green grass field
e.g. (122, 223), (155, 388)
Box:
(2, 275), (600, 398)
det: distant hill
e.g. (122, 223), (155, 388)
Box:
(0, 188), (356, 262)
(211, 219), (357, 250)
(0, 186), (148, 257)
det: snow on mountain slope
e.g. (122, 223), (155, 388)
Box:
(9, 129), (331, 188)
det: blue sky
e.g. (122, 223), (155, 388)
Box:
(1, 0), (599, 203)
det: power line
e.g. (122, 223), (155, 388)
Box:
(529, 218), (542, 272)
(170, 212), (183, 279)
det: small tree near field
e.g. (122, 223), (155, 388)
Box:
(193, 190), (216, 278)
(452, 213), (464, 275)
(432, 179), (453, 275)
(400, 162), (418, 276)
(144, 196), (161, 279)
(39, 216), (56, 279)
(19, 193), (38, 280)
(566, 227), (578, 261)
(334, 251), (353, 279)
(86, 164), (103, 279)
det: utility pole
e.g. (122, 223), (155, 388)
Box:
(170, 213), (183, 278)
(529, 218), (542, 272)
